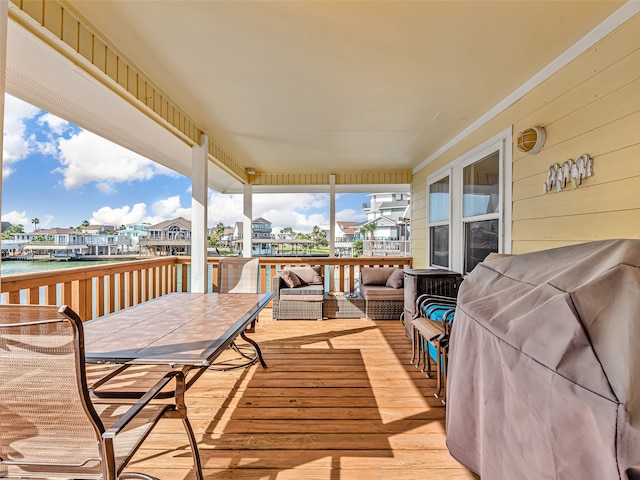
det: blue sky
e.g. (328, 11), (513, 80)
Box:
(2, 94), (369, 233)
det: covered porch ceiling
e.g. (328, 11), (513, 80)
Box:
(4, 0), (629, 194)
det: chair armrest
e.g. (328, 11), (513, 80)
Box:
(415, 294), (456, 318)
(102, 370), (185, 439)
(272, 276), (283, 299)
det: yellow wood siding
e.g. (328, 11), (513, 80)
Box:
(252, 170), (412, 187)
(412, 14), (640, 264)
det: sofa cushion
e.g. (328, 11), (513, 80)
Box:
(280, 269), (302, 288)
(361, 267), (396, 286)
(386, 268), (405, 289)
(279, 284), (324, 301)
(287, 266), (322, 285)
(360, 284), (405, 301)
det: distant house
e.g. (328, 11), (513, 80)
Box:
(359, 192), (411, 241)
(139, 217), (191, 256)
(81, 224), (118, 235)
(335, 221), (359, 242)
(119, 223), (150, 251)
(232, 218), (274, 256)
(11, 227), (129, 257)
(331, 221), (360, 257)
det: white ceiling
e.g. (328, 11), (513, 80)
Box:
(5, 1), (628, 193)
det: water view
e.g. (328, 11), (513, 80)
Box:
(0, 259), (126, 276)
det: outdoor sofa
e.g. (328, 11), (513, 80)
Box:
(272, 266), (324, 320)
(358, 266), (405, 320)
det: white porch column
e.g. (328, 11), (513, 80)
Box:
(329, 174), (336, 292)
(191, 134), (209, 293)
(242, 183), (252, 258)
(0, 0), (7, 282)
(329, 174), (336, 257)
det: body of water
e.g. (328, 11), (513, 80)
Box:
(0, 259), (150, 311)
(1, 259), (120, 276)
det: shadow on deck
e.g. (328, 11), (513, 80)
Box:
(89, 309), (477, 479)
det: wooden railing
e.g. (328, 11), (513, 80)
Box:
(1, 256), (412, 321)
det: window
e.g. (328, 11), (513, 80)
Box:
(462, 152), (500, 272)
(426, 128), (511, 274)
(428, 175), (450, 268)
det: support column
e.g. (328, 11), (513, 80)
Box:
(0, 0), (8, 283)
(242, 183), (252, 258)
(329, 175), (336, 292)
(191, 135), (209, 293)
(329, 174), (336, 257)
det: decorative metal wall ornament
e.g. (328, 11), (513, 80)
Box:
(543, 154), (593, 194)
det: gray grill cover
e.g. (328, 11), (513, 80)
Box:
(446, 239), (640, 480)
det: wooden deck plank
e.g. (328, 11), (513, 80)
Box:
(89, 311), (477, 479)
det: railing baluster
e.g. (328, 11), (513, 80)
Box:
(97, 276), (105, 317)
(126, 271), (135, 308)
(45, 284), (56, 305)
(0, 256), (412, 318)
(27, 287), (39, 305)
(107, 274), (116, 314)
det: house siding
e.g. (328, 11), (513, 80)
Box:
(412, 13), (640, 267)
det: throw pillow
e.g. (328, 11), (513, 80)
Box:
(290, 266), (323, 285)
(386, 268), (405, 289)
(280, 269), (302, 288)
(361, 267), (396, 285)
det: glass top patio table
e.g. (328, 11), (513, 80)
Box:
(83, 292), (272, 367)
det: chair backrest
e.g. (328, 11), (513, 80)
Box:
(0, 305), (105, 479)
(218, 257), (260, 293)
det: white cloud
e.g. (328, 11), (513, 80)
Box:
(336, 208), (366, 222)
(55, 129), (178, 191)
(206, 192), (332, 233)
(41, 215), (55, 228)
(96, 182), (117, 194)
(253, 193), (331, 233)
(151, 195), (191, 220)
(204, 192), (368, 233)
(91, 203), (148, 226)
(89, 197), (191, 228)
(2, 95), (40, 179)
(208, 192), (243, 227)
(37, 112), (71, 135)
(88, 192), (365, 233)
(2, 210), (29, 227)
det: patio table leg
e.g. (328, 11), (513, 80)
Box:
(240, 330), (267, 368)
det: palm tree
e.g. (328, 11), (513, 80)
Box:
(280, 226), (294, 239)
(360, 221), (377, 240)
(208, 222), (225, 248)
(31, 217), (40, 232)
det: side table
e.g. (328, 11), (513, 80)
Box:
(323, 292), (366, 319)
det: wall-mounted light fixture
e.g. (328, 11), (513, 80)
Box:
(516, 126), (546, 154)
(246, 167), (256, 175)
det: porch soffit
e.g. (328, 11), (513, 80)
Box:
(5, 0), (628, 193)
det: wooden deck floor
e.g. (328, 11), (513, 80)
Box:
(91, 310), (478, 479)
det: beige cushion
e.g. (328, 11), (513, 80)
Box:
(386, 268), (405, 288)
(360, 285), (404, 301)
(288, 266), (322, 285)
(280, 269), (302, 288)
(361, 267), (396, 285)
(279, 284), (323, 302)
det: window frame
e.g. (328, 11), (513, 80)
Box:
(427, 172), (452, 269)
(426, 127), (512, 273)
